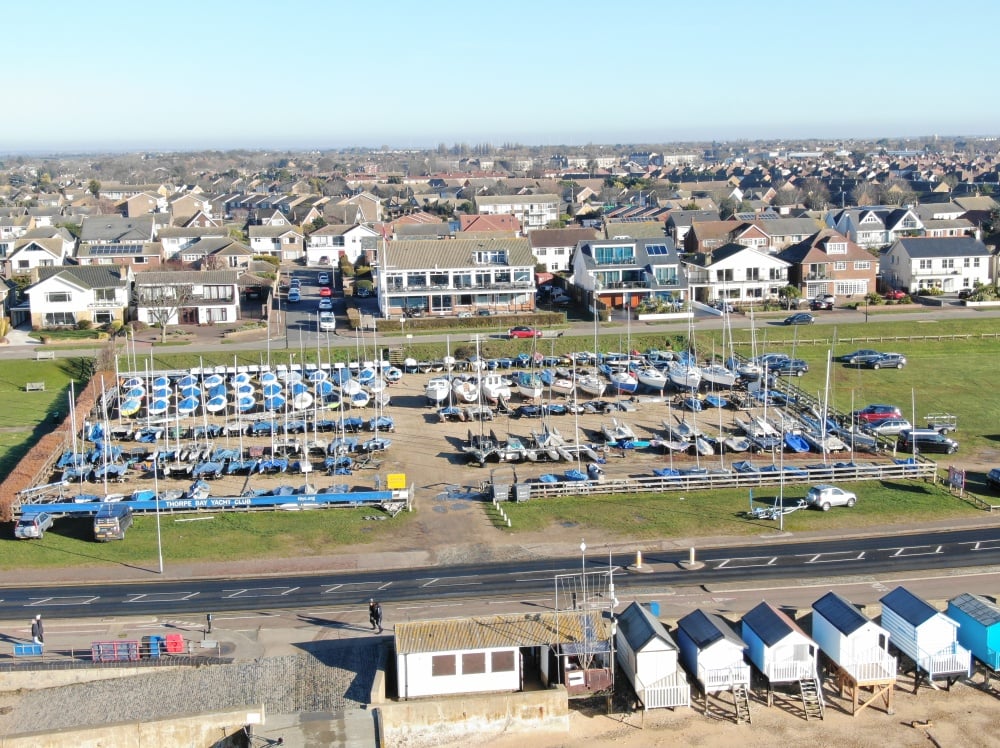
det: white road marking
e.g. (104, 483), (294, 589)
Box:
(322, 582), (391, 594)
(126, 592), (199, 603)
(799, 551), (867, 564)
(710, 556), (777, 569)
(885, 545), (943, 557)
(222, 586), (300, 599)
(26, 596), (99, 607)
(960, 540), (1000, 551)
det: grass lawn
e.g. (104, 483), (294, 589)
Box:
(500, 480), (980, 540)
(0, 508), (416, 570)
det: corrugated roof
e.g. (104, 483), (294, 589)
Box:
(383, 238), (534, 271)
(677, 609), (744, 649)
(33, 266), (127, 290)
(617, 602), (676, 652)
(395, 612), (609, 655)
(135, 270), (238, 285)
(742, 601), (808, 647)
(880, 586), (939, 626)
(812, 592), (870, 636)
(949, 592), (1000, 627)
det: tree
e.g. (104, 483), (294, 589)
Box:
(143, 284), (194, 343)
(800, 178), (830, 211)
(309, 217), (327, 233)
(778, 285), (802, 310)
(718, 197), (739, 219)
(87, 179), (101, 198)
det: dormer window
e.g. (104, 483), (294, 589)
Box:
(826, 241), (847, 254)
(474, 249), (508, 265)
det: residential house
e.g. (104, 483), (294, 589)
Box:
(75, 242), (165, 271)
(879, 237), (991, 294)
(571, 237), (687, 310)
(459, 213), (521, 235)
(326, 191), (381, 224)
(615, 602), (690, 710)
(664, 209), (721, 245)
(779, 229), (876, 299)
(133, 270), (240, 326)
(5, 238), (66, 277)
(0, 210), (33, 263)
(379, 238), (535, 317)
(475, 194), (560, 232)
(168, 193), (213, 224)
(20, 226), (76, 259)
(248, 224), (304, 261)
(116, 192), (164, 217)
(879, 586), (971, 687)
(684, 220), (770, 254)
(825, 206), (924, 249)
(529, 227), (601, 273)
(24, 266), (131, 328)
(79, 215), (156, 245)
(305, 224), (380, 266)
(156, 225), (231, 258)
(684, 244), (791, 304)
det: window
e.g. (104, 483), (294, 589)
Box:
(406, 272), (426, 287)
(207, 308), (228, 322)
(46, 292), (71, 303)
(474, 249), (508, 265)
(834, 261), (847, 271)
(854, 261), (871, 270)
(826, 242), (847, 255)
(594, 245), (635, 265)
(974, 257), (981, 267)
(432, 654), (456, 676)
(134, 256), (147, 264)
(494, 270), (511, 285)
(513, 269), (531, 283)
(918, 259), (932, 270)
(942, 258), (955, 269)
(44, 312), (75, 326)
(462, 653), (486, 675)
(94, 310), (113, 324)
(202, 285), (233, 301)
(746, 267), (760, 281)
(964, 258), (970, 267)
(835, 280), (868, 295)
(715, 269), (734, 283)
(491, 651), (515, 673)
(769, 268), (784, 280)
(95, 288), (116, 303)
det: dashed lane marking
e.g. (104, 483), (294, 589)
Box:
(798, 551), (867, 564)
(222, 586), (301, 599)
(26, 596), (99, 607)
(709, 556), (778, 569)
(126, 592), (200, 603)
(882, 545), (943, 557)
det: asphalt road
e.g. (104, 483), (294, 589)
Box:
(4, 526), (999, 619)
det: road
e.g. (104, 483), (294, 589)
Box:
(3, 526), (999, 619)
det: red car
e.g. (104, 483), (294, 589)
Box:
(508, 326), (542, 339)
(853, 404), (903, 424)
(319, 286), (332, 297)
(884, 289), (907, 300)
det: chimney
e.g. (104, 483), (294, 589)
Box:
(703, 250), (713, 266)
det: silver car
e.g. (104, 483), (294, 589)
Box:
(805, 485), (858, 511)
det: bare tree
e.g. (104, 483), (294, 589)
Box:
(143, 284), (195, 342)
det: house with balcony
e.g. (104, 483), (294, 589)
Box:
(5, 237), (67, 277)
(248, 224), (304, 261)
(683, 244), (790, 305)
(683, 220), (770, 254)
(75, 242), (166, 271)
(23, 266), (131, 329)
(825, 206), (924, 249)
(378, 238), (536, 318)
(880, 236), (992, 294)
(475, 194), (560, 233)
(132, 270), (240, 326)
(529, 227), (601, 273)
(779, 229), (876, 299)
(570, 237), (687, 309)
(305, 224), (379, 266)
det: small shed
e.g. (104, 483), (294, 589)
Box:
(615, 602), (690, 710)
(741, 601), (823, 719)
(947, 593), (1000, 672)
(879, 586), (971, 689)
(811, 592), (896, 715)
(676, 609), (750, 693)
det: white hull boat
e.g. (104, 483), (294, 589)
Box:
(576, 374), (606, 397)
(452, 378), (479, 403)
(701, 363), (738, 388)
(424, 377), (451, 404)
(479, 374), (512, 401)
(637, 367), (667, 390)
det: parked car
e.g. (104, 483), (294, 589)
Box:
(319, 286), (333, 297)
(508, 326), (542, 339)
(840, 348), (881, 363)
(884, 289), (907, 300)
(986, 467), (1000, 491)
(846, 350), (886, 366)
(457, 311), (473, 318)
(805, 485), (858, 511)
(771, 358), (809, 377)
(318, 298), (333, 311)
(287, 288), (301, 303)
(14, 511), (54, 539)
(853, 404), (903, 424)
(865, 352), (906, 369)
(318, 312), (336, 332)
(958, 288), (974, 300)
(897, 429), (959, 455)
(289, 278), (302, 289)
(864, 417), (912, 436)
(711, 299), (735, 313)
(809, 295), (835, 310)
(783, 312), (814, 325)
(317, 272), (330, 286)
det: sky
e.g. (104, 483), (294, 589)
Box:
(5, 0), (1000, 152)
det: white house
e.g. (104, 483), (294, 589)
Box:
(683, 243), (791, 305)
(528, 227), (601, 273)
(570, 237), (688, 310)
(826, 206), (924, 249)
(248, 225), (304, 261)
(133, 270), (240, 326)
(615, 602), (690, 710)
(880, 236), (992, 294)
(879, 586), (971, 688)
(305, 224), (379, 266)
(5, 238), (66, 277)
(25, 266), (132, 328)
(475, 194), (560, 232)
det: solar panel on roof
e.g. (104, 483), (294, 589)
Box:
(645, 244), (669, 255)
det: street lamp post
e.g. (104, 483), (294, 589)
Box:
(864, 297), (869, 323)
(153, 436), (163, 574)
(579, 539), (587, 610)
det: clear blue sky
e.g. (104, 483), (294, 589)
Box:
(6, 0), (999, 152)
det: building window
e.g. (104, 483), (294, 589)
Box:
(835, 280), (868, 295)
(462, 653), (486, 675)
(715, 269), (734, 282)
(942, 258), (955, 269)
(964, 258), (970, 267)
(94, 310), (113, 324)
(95, 288), (116, 303)
(46, 292), (71, 303)
(746, 267), (760, 281)
(834, 261), (847, 271)
(431, 654), (456, 677)
(919, 259), (932, 270)
(854, 261), (871, 270)
(491, 651), (515, 673)
(44, 312), (75, 326)
(207, 308), (228, 322)
(202, 285), (234, 301)
(974, 257), (981, 267)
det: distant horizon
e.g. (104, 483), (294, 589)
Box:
(6, 0), (1000, 155)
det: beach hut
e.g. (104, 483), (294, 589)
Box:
(879, 586), (971, 690)
(615, 602), (690, 710)
(741, 601), (823, 719)
(675, 609), (752, 722)
(946, 593), (1000, 672)
(811, 592), (896, 715)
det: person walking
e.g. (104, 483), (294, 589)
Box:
(369, 599), (383, 634)
(31, 614), (44, 649)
